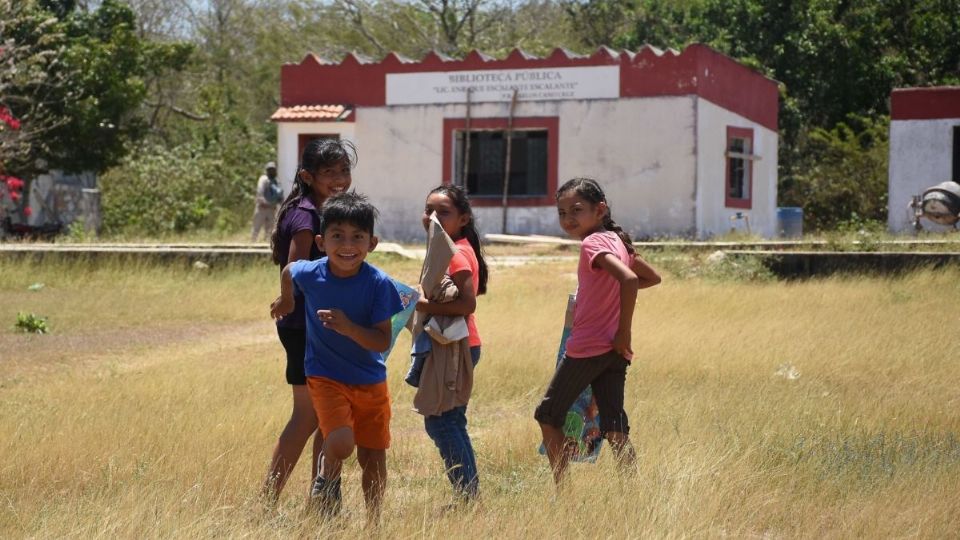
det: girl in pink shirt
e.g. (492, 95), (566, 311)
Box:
(534, 177), (661, 486)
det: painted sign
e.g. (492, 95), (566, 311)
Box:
(386, 66), (620, 105)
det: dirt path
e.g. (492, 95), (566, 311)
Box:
(0, 320), (275, 385)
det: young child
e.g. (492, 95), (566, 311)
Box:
(534, 177), (661, 486)
(261, 138), (356, 503)
(271, 192), (405, 520)
(414, 184), (489, 502)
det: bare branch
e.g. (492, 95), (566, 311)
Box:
(338, 0), (388, 56)
(143, 101), (211, 121)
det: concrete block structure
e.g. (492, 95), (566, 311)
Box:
(271, 45), (779, 241)
(888, 86), (960, 233)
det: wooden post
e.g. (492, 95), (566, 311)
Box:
(501, 88), (518, 234)
(461, 88), (471, 188)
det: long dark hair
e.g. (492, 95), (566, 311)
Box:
(428, 184), (489, 295)
(556, 177), (635, 255)
(270, 138), (358, 264)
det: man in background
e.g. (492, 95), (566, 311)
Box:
(252, 161), (283, 242)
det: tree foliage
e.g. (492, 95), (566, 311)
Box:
(0, 0), (69, 175)
(8, 0), (960, 233)
(100, 122), (273, 234)
(1, 0), (191, 177)
(780, 115), (889, 230)
(560, 0), (959, 229)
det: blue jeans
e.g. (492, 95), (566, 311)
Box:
(424, 346), (480, 499)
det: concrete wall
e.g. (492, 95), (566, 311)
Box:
(695, 98), (779, 238)
(299, 96), (699, 242)
(552, 96), (697, 240)
(888, 118), (960, 233)
(273, 95), (785, 241)
(27, 170), (99, 231)
(276, 121), (357, 195)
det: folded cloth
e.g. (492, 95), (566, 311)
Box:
(411, 276), (474, 415)
(424, 315), (469, 344)
(408, 213), (456, 340)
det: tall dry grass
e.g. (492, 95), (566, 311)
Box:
(1, 256), (959, 538)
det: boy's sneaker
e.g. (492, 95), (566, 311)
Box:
(310, 475), (342, 518)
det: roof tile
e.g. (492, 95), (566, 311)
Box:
(269, 104), (353, 122)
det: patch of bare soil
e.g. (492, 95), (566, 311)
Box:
(0, 320), (276, 384)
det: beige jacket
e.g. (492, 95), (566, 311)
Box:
(412, 277), (474, 416)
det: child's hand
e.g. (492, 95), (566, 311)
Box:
(414, 284), (431, 312)
(317, 309), (355, 336)
(270, 295), (293, 320)
(613, 329), (633, 358)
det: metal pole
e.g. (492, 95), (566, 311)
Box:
(501, 88), (518, 234)
(461, 88), (471, 187)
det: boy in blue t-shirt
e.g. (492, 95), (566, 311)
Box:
(270, 192), (404, 520)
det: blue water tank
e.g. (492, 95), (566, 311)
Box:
(777, 207), (803, 238)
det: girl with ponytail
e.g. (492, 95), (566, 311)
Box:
(261, 138), (357, 503)
(414, 184), (488, 502)
(534, 177), (660, 487)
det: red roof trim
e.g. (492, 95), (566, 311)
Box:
(279, 44), (779, 131)
(891, 87), (960, 120)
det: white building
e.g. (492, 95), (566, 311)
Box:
(271, 45), (779, 241)
(888, 86), (960, 233)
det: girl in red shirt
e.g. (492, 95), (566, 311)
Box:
(415, 185), (489, 503)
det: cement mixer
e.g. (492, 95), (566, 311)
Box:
(910, 181), (960, 230)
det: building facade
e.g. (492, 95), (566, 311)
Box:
(272, 44), (779, 241)
(888, 86), (960, 233)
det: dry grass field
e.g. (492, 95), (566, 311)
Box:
(1, 254), (959, 538)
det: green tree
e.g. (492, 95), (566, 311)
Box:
(575, 0), (958, 230)
(562, 0), (636, 49)
(1, 0), (70, 175)
(2, 0), (191, 176)
(781, 115), (889, 230)
(45, 0), (191, 173)
(100, 123), (273, 234)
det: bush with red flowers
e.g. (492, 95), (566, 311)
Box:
(1, 175), (28, 216)
(0, 106), (20, 131)
(1, 105), (32, 221)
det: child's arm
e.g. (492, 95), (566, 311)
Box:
(288, 230), (315, 262)
(595, 253), (640, 358)
(630, 252), (662, 289)
(415, 270), (476, 316)
(317, 310), (393, 352)
(270, 263), (297, 319)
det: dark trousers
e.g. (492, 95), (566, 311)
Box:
(534, 349), (630, 435)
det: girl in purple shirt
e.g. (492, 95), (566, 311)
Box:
(534, 177), (661, 487)
(260, 138), (357, 503)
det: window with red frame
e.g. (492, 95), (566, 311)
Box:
(454, 129), (548, 197)
(443, 117), (558, 206)
(725, 127), (755, 209)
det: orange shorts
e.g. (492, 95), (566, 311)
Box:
(306, 376), (392, 450)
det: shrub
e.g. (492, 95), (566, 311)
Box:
(99, 128), (272, 235)
(15, 311), (48, 334)
(780, 115), (889, 232)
